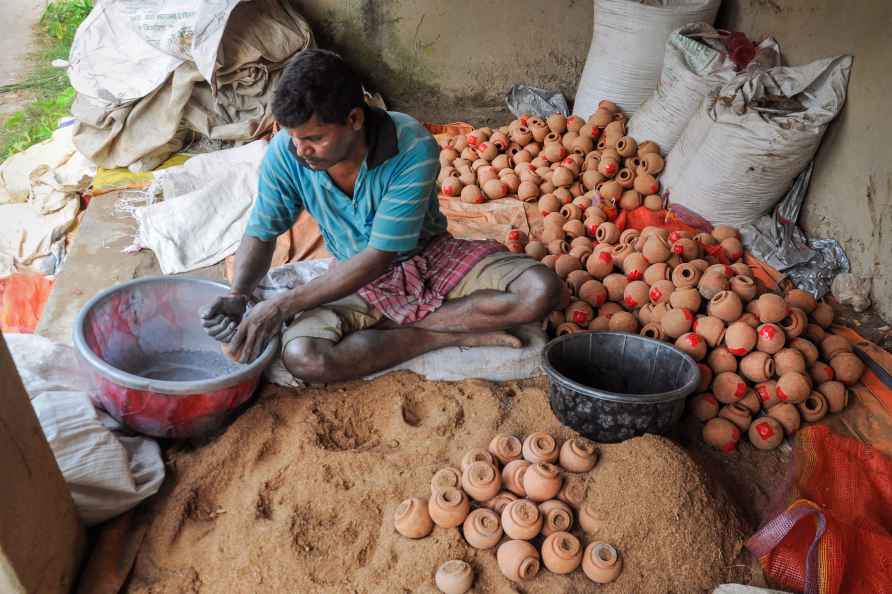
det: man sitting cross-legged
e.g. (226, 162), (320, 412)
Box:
(201, 49), (561, 383)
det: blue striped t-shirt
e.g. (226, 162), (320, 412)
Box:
(245, 109), (448, 260)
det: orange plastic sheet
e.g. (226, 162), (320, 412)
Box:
(0, 272), (54, 333)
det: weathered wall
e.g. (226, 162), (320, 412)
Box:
(0, 333), (85, 593)
(719, 1), (892, 319)
(297, 0), (593, 123)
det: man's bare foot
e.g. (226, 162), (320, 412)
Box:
(457, 331), (524, 349)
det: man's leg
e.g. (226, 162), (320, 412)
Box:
(283, 328), (521, 384)
(411, 265), (562, 333)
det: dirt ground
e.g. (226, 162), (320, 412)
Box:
(0, 0), (44, 123)
(120, 372), (778, 594)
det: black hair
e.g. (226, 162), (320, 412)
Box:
(272, 49), (365, 128)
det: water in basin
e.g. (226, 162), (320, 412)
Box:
(123, 349), (245, 382)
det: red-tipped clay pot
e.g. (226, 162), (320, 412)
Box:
(702, 417), (741, 453)
(767, 402), (801, 435)
(749, 416), (784, 450)
(689, 393), (719, 421)
(713, 371), (748, 404)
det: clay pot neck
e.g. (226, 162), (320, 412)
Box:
(438, 488), (464, 508)
(591, 543), (618, 568)
(554, 534), (581, 557)
(508, 501), (540, 526)
(468, 462), (498, 486)
(472, 510), (500, 534)
(519, 558), (540, 580)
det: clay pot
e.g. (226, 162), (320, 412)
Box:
(483, 178), (509, 200)
(435, 560), (474, 594)
(719, 402), (752, 431)
(484, 491), (519, 515)
(730, 276), (757, 303)
(633, 173), (660, 195)
(753, 380), (779, 409)
(461, 460), (504, 502)
(394, 497), (434, 539)
(610, 243), (635, 268)
(522, 432), (559, 464)
(619, 189), (642, 211)
(460, 184), (485, 204)
(497, 540), (541, 583)
(522, 463), (562, 502)
(603, 119), (626, 142)
(582, 542), (623, 584)
(790, 337), (820, 367)
(462, 508), (503, 550)
(431, 466), (463, 493)
(524, 241), (547, 261)
(811, 302), (834, 328)
(694, 233), (718, 247)
(642, 235), (671, 264)
(683, 314), (726, 348)
(501, 459), (531, 497)
(608, 311), (639, 333)
(603, 274), (628, 303)
(613, 136), (636, 158)
(461, 448), (495, 471)
(577, 503), (603, 534)
(582, 170), (606, 191)
(818, 381), (849, 413)
(808, 361), (836, 385)
(567, 270), (594, 295)
(542, 532), (584, 574)
(749, 417), (784, 450)
(740, 351), (775, 383)
(551, 166), (574, 189)
(538, 499), (575, 536)
(547, 113), (567, 134)
(566, 301), (594, 328)
(595, 222), (620, 244)
(644, 263), (671, 285)
(643, 194), (664, 210)
(597, 157), (620, 177)
(713, 371), (748, 404)
(820, 335), (852, 360)
(429, 487), (471, 528)
(723, 321), (756, 356)
(709, 226), (737, 244)
(587, 317), (609, 331)
(767, 402), (801, 436)
(501, 499), (544, 540)
(600, 302), (624, 318)
(776, 372), (811, 404)
(543, 142), (567, 163)
(739, 312), (761, 328)
(648, 280), (675, 305)
(623, 280), (649, 310)
(805, 323), (827, 343)
(590, 108), (613, 127)
(671, 263), (701, 289)
(639, 322), (665, 340)
(614, 168), (635, 191)
(586, 250), (615, 279)
(797, 392), (828, 423)
(689, 393), (719, 421)
(774, 348), (807, 376)
(578, 280), (608, 308)
(440, 176), (464, 198)
(785, 289), (817, 314)
(559, 437), (598, 472)
(661, 307), (694, 338)
(830, 352), (864, 386)
(637, 140), (660, 157)
(671, 238), (699, 262)
(757, 293), (788, 324)
(779, 307), (808, 339)
(541, 255), (558, 270)
(555, 254), (582, 279)
(738, 389), (761, 414)
(698, 270), (729, 300)
(708, 291), (743, 323)
(564, 220), (586, 240)
(557, 476), (586, 509)
(620, 253), (647, 282)
(671, 287), (702, 312)
(675, 333), (707, 361)
(511, 125), (534, 146)
(517, 180), (540, 202)
(571, 135), (595, 156)
(641, 152), (664, 175)
(697, 363), (714, 393)
(708, 347), (738, 375)
(720, 237), (743, 262)
(703, 417), (741, 452)
(567, 115), (585, 134)
(756, 323), (786, 355)
(560, 203), (583, 222)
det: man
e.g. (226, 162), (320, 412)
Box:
(201, 49), (561, 383)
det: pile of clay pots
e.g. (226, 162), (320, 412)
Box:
(393, 433), (623, 592)
(514, 219), (865, 453)
(437, 102), (666, 214)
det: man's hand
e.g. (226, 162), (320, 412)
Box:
(227, 298), (287, 364)
(200, 294), (250, 343)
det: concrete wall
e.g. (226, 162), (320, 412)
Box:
(0, 333), (85, 593)
(297, 0), (592, 123)
(717, 0), (892, 320)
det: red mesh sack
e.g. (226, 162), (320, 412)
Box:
(746, 425), (892, 594)
(0, 272), (54, 333)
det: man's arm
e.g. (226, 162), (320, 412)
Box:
(231, 235), (278, 297)
(226, 246), (397, 363)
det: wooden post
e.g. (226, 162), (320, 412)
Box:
(0, 333), (85, 593)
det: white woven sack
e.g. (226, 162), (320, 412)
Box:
(573, 0), (720, 118)
(662, 55), (853, 227)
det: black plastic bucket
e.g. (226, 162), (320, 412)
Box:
(542, 332), (700, 443)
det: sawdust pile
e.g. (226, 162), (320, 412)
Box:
(126, 372), (749, 594)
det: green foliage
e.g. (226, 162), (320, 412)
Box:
(0, 0), (93, 160)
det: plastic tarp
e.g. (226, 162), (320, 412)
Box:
(6, 333), (165, 525)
